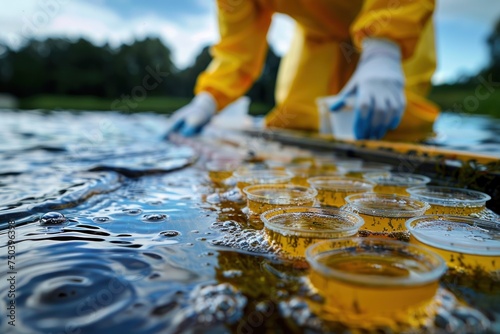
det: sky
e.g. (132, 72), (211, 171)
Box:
(1, 0), (499, 84)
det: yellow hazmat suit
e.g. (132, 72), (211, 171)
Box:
(195, 0), (439, 139)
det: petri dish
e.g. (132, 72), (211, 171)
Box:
(407, 186), (491, 216)
(307, 176), (374, 208)
(261, 207), (364, 258)
(406, 215), (500, 273)
(206, 159), (240, 185)
(243, 184), (317, 216)
(364, 172), (431, 196)
(306, 238), (446, 328)
(343, 193), (429, 232)
(233, 170), (293, 192)
(286, 166), (341, 187)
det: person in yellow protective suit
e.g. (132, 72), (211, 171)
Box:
(165, 0), (439, 140)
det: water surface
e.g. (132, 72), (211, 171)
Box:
(0, 110), (498, 333)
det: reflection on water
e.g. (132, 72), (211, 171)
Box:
(428, 112), (500, 156)
(0, 110), (499, 333)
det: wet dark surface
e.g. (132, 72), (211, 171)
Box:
(0, 110), (499, 333)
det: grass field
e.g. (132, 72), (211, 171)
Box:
(15, 86), (500, 118)
(428, 85), (500, 117)
(18, 94), (273, 116)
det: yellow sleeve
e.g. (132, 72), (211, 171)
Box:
(350, 0), (435, 59)
(195, 0), (273, 110)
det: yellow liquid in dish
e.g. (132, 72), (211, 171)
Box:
(343, 171), (365, 179)
(267, 229), (323, 258)
(315, 189), (369, 208)
(374, 184), (410, 196)
(425, 204), (485, 216)
(290, 168), (340, 187)
(309, 254), (440, 329)
(347, 197), (427, 232)
(409, 236), (498, 273)
(264, 214), (359, 258)
(291, 176), (309, 187)
(247, 199), (315, 216)
(359, 213), (409, 232)
(208, 170), (233, 185)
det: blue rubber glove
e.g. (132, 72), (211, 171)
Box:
(164, 92), (217, 137)
(330, 38), (406, 140)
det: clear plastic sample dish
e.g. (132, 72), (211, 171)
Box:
(407, 186), (491, 216)
(307, 176), (374, 208)
(206, 159), (240, 185)
(261, 206), (364, 258)
(343, 193), (430, 232)
(406, 215), (500, 273)
(306, 238), (446, 326)
(233, 170), (293, 191)
(243, 184), (317, 215)
(364, 172), (431, 196)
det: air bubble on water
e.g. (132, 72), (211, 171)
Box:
(211, 220), (240, 234)
(40, 212), (68, 225)
(210, 222), (273, 254)
(434, 310), (465, 334)
(143, 214), (168, 222)
(206, 193), (222, 204)
(206, 189), (245, 204)
(223, 189), (245, 203)
(169, 283), (247, 331)
(279, 297), (323, 330)
(152, 230), (181, 243)
(123, 208), (143, 215)
(222, 270), (243, 278)
(450, 306), (491, 333)
(159, 230), (181, 237)
(92, 216), (111, 223)
(255, 301), (274, 314)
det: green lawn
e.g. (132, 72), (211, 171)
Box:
(19, 95), (191, 114)
(428, 85), (500, 117)
(18, 94), (273, 116)
(18, 86), (500, 118)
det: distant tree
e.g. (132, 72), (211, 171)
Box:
(176, 46), (212, 97)
(0, 44), (12, 92)
(5, 40), (51, 97)
(0, 36), (281, 106)
(485, 17), (500, 82)
(0, 37), (177, 99)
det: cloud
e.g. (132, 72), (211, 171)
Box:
(1, 0), (499, 82)
(0, 0), (218, 68)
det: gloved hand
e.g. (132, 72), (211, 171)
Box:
(164, 92), (217, 137)
(330, 38), (406, 140)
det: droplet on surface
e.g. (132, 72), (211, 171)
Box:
(40, 212), (67, 225)
(92, 216), (111, 223)
(159, 230), (181, 238)
(123, 208), (143, 215)
(142, 213), (168, 222)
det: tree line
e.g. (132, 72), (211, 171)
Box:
(0, 37), (280, 106)
(1, 17), (499, 112)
